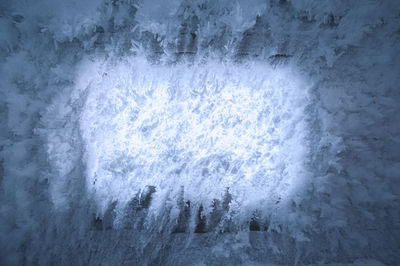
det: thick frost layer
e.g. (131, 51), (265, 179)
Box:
(1, 0), (399, 265)
(72, 58), (309, 216)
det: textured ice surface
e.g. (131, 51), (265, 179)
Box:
(73, 58), (310, 217)
(0, 0), (399, 265)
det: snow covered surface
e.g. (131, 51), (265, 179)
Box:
(0, 0), (399, 265)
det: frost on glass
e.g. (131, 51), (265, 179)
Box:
(1, 0), (399, 265)
(70, 58), (309, 219)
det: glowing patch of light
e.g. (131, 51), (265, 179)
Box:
(50, 56), (310, 220)
(79, 57), (309, 215)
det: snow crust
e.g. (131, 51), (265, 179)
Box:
(0, 0), (399, 265)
